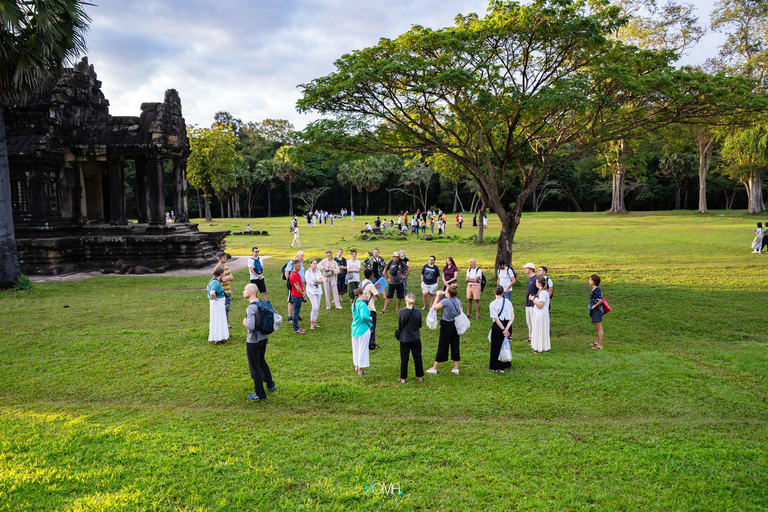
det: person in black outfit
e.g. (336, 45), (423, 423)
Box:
(396, 293), (424, 383)
(589, 274), (605, 349)
(489, 286), (514, 373)
(242, 284), (275, 401)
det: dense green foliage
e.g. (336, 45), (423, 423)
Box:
(2, 211), (767, 509)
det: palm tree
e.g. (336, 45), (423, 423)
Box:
(0, 0), (90, 288)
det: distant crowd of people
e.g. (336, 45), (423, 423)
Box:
(205, 245), (608, 401)
(361, 209), (488, 236)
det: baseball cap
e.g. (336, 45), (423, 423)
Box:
(522, 262), (535, 269)
(393, 252), (400, 257)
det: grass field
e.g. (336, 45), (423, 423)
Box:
(1, 210), (767, 510)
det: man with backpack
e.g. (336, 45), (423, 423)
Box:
(242, 283), (276, 401)
(248, 247), (268, 300)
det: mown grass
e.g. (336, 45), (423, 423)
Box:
(1, 210), (767, 510)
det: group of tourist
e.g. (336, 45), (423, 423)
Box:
(751, 222), (768, 254)
(206, 245), (607, 400)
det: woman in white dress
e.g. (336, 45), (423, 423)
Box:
(752, 222), (763, 253)
(529, 276), (550, 353)
(304, 259), (324, 330)
(208, 266), (230, 344)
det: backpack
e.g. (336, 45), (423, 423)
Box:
(481, 273), (487, 292)
(282, 260), (292, 280)
(256, 300), (276, 334)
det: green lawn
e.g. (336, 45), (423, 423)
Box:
(2, 211), (767, 510)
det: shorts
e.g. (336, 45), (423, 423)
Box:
(387, 282), (404, 299)
(466, 284), (481, 300)
(421, 282), (438, 295)
(251, 279), (267, 293)
(590, 307), (603, 323)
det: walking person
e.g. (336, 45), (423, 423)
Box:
(489, 285), (514, 373)
(381, 252), (406, 314)
(465, 258), (483, 319)
(248, 247), (268, 300)
(529, 276), (551, 353)
(522, 263), (538, 344)
(208, 266), (230, 344)
(589, 274), (605, 350)
(425, 284), (463, 376)
(496, 259), (516, 300)
(289, 260), (306, 334)
(290, 225), (301, 248)
(216, 252), (234, 327)
(318, 251), (342, 309)
(242, 283), (275, 401)
(347, 249), (361, 302)
(283, 251), (305, 325)
(420, 255), (440, 310)
(335, 248), (348, 296)
(397, 293), (425, 383)
(304, 259), (324, 330)
(442, 256), (459, 292)
(360, 269), (381, 349)
(351, 287), (373, 375)
(752, 222), (764, 253)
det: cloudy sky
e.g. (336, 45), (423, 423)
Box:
(82, 0), (724, 129)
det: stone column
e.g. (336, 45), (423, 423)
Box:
(173, 159), (189, 222)
(135, 157), (149, 223)
(68, 161), (84, 222)
(29, 172), (48, 224)
(108, 155), (127, 225)
(146, 154), (165, 225)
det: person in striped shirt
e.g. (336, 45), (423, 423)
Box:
(217, 252), (234, 327)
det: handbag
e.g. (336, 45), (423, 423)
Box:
(498, 337), (512, 362)
(451, 299), (471, 335)
(426, 308), (438, 329)
(601, 297), (612, 314)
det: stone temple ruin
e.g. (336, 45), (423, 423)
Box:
(6, 57), (228, 275)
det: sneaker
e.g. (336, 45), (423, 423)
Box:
(247, 394), (266, 401)
(451, 368), (460, 375)
(268, 385), (276, 392)
(426, 368), (437, 375)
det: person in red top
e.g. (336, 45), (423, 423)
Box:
(289, 260), (306, 334)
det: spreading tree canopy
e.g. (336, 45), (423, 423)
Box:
(298, 0), (763, 263)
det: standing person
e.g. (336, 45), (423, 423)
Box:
(456, 213), (460, 228)
(465, 258), (483, 319)
(318, 251), (342, 309)
(335, 248), (348, 296)
(216, 252), (233, 327)
(472, 214), (477, 227)
(351, 287), (373, 375)
(430, 215), (435, 234)
(420, 255), (440, 310)
(208, 266), (229, 344)
(304, 259), (324, 330)
(752, 222), (764, 253)
(397, 293), (424, 383)
(522, 263), (538, 344)
(247, 247), (267, 300)
(589, 274), (605, 350)
(290, 224), (301, 248)
(459, 214), (463, 228)
(364, 248), (386, 281)
(483, 214), (488, 228)
(351, 210), (355, 221)
(242, 283), (275, 401)
(425, 284), (463, 375)
(537, 266), (554, 309)
(489, 285), (514, 373)
(381, 252), (406, 314)
(763, 221), (768, 253)
(360, 269), (381, 350)
(398, 249), (411, 296)
(283, 251), (305, 324)
(289, 260), (306, 334)
(442, 256), (459, 291)
(496, 259), (516, 301)
(306, 212), (312, 228)
(347, 249), (361, 302)
(529, 276), (551, 353)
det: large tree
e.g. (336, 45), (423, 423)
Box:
(186, 124), (240, 221)
(0, 0), (90, 288)
(298, 0), (759, 262)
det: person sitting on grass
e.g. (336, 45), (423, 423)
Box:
(242, 283), (275, 401)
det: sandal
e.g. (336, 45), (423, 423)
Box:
(358, 370), (369, 375)
(591, 346), (603, 350)
(396, 378), (406, 384)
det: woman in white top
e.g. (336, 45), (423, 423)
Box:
(529, 276), (551, 353)
(304, 259), (324, 330)
(489, 285), (514, 373)
(752, 222), (763, 253)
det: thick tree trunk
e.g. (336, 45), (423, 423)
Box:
(0, 108), (21, 288)
(609, 139), (628, 213)
(747, 169), (765, 214)
(696, 131), (716, 213)
(219, 200), (223, 219)
(287, 180), (293, 216)
(203, 187), (212, 221)
(227, 194), (232, 218)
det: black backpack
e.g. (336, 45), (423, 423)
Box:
(256, 300), (276, 334)
(282, 260), (292, 280)
(481, 273), (487, 292)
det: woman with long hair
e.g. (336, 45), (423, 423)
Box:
(208, 266), (230, 344)
(304, 259), (324, 330)
(752, 222), (764, 254)
(529, 276), (551, 353)
(589, 274), (605, 350)
(489, 285), (514, 373)
(351, 287), (373, 375)
(442, 256), (459, 292)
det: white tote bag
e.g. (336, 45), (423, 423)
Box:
(454, 311), (470, 335)
(498, 337), (512, 362)
(426, 309), (438, 330)
(272, 311), (283, 331)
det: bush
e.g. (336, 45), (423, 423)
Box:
(11, 275), (32, 292)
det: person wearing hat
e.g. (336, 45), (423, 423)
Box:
(522, 263), (538, 344)
(381, 251), (406, 313)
